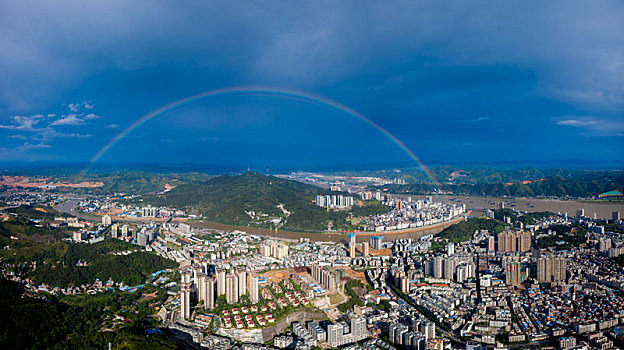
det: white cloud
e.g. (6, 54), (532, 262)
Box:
(1, 110), (95, 145)
(0, 114), (46, 131)
(106, 124), (120, 129)
(50, 114), (86, 126)
(83, 101), (95, 109)
(556, 119), (599, 127)
(17, 142), (52, 151)
(68, 103), (80, 112)
(459, 116), (491, 123)
(50, 113), (100, 126)
(555, 116), (624, 137)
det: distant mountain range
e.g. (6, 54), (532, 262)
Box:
(371, 173), (624, 198)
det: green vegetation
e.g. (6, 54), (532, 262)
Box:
(0, 205), (77, 242)
(369, 168), (624, 198)
(435, 217), (504, 246)
(535, 224), (587, 250)
(1, 239), (176, 288)
(493, 208), (556, 226)
(351, 200), (391, 217)
(54, 171), (213, 195)
(338, 279), (365, 313)
(0, 278), (179, 349)
(376, 299), (392, 311)
(0, 215), (70, 242)
(147, 172), (389, 231)
(3, 204), (72, 220)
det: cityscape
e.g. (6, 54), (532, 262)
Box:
(1, 1), (623, 350)
(1, 175), (623, 349)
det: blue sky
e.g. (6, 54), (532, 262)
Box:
(0, 1), (622, 169)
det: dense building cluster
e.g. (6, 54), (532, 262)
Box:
(363, 197), (466, 232)
(180, 265), (260, 320)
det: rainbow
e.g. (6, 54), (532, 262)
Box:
(88, 86), (439, 184)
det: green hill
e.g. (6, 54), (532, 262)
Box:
(0, 278), (179, 349)
(371, 173), (624, 198)
(147, 172), (388, 231)
(1, 239), (177, 288)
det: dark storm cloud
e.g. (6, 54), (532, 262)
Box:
(0, 1), (621, 164)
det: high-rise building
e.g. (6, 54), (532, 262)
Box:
(447, 242), (455, 256)
(196, 273), (206, 305)
(362, 241), (370, 257)
(537, 257), (567, 282)
(613, 211), (621, 222)
(487, 236), (496, 252)
(349, 233), (356, 258)
(226, 273), (239, 304)
(503, 258), (523, 286)
(327, 323), (344, 347)
(310, 264), (338, 291)
(102, 214), (112, 226)
(351, 316), (367, 340)
(259, 240), (289, 259)
(576, 209), (585, 218)
(370, 236), (383, 250)
(237, 270), (247, 297)
(216, 269), (226, 296)
(444, 258), (457, 280)
(137, 232), (148, 246)
(206, 277), (215, 309)
(419, 320), (435, 340)
(434, 257), (444, 279)
(141, 206), (157, 217)
(111, 224), (119, 239)
(249, 273), (259, 303)
(121, 224), (129, 236)
(180, 270), (192, 320)
(497, 231), (531, 252)
(315, 195), (355, 209)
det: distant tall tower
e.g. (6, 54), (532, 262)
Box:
(265, 166), (270, 175)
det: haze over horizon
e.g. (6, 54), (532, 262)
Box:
(0, 1), (622, 168)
